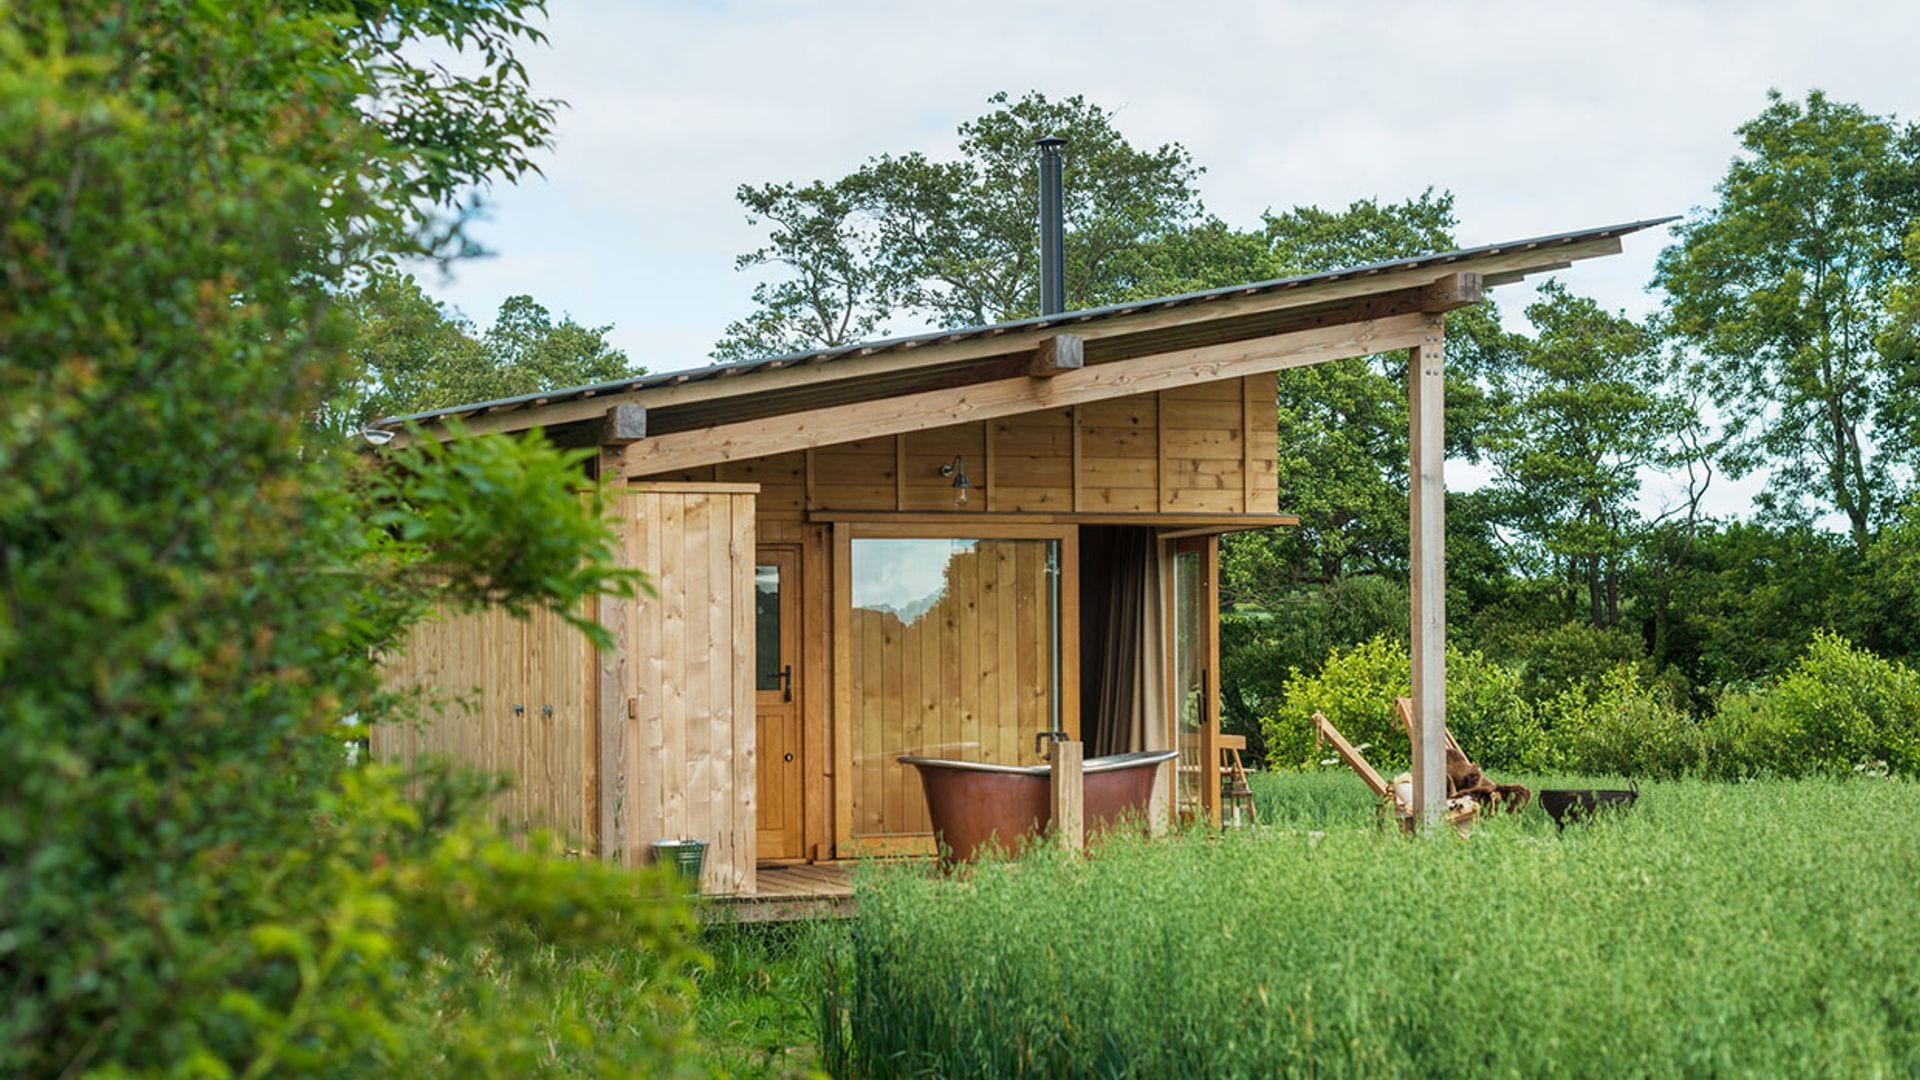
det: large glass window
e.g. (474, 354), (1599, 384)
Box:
(847, 535), (1062, 841)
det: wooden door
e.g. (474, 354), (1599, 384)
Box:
(755, 547), (804, 860)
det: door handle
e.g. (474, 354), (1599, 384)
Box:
(779, 664), (793, 702)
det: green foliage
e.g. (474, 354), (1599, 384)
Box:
(1655, 89), (1920, 550)
(229, 768), (707, 1077)
(1266, 629), (1920, 783)
(1217, 575), (1407, 758)
(1261, 189), (1457, 274)
(693, 921), (851, 1076)
(714, 90), (1210, 358)
(1704, 631), (1920, 778)
(0, 2), (691, 1074)
(1541, 664), (1703, 779)
(1480, 618), (1651, 704)
(1261, 636), (1546, 773)
(833, 778), (1920, 1077)
(1644, 521), (1877, 689)
(1864, 494), (1920, 661)
(1249, 193), (1524, 587)
(1485, 282), (1684, 626)
(712, 174), (897, 359)
(365, 425), (642, 645)
(337, 274), (638, 430)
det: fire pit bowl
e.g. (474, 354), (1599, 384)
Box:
(1538, 783), (1639, 832)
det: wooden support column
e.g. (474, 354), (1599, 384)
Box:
(1409, 314), (1447, 830)
(1049, 739), (1084, 851)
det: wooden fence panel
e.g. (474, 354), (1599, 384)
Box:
(373, 600), (590, 845)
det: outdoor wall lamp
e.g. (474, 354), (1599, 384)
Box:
(939, 454), (972, 506)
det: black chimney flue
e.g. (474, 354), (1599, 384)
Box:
(1036, 135), (1067, 316)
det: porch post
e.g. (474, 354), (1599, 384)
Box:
(1409, 315), (1447, 830)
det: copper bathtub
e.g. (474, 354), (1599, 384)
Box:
(898, 749), (1177, 862)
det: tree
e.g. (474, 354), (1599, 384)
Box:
(1227, 191), (1525, 592)
(0, 3), (696, 1074)
(712, 176), (897, 360)
(337, 275), (637, 428)
(1655, 89), (1920, 552)
(1484, 282), (1682, 628)
(714, 91), (1209, 357)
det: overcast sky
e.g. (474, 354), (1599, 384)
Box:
(421, 0), (1920, 518)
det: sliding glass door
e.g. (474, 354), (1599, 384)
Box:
(837, 525), (1077, 853)
(1170, 536), (1220, 826)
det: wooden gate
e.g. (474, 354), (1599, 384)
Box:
(598, 483), (759, 893)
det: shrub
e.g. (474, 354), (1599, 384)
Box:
(1261, 635), (1547, 773)
(0, 4), (694, 1074)
(1541, 663), (1702, 778)
(1699, 689), (1783, 779)
(1502, 620), (1649, 703)
(1702, 631), (1920, 777)
(1219, 574), (1408, 762)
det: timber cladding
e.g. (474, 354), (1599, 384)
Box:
(649, 374), (1280, 518)
(371, 483), (761, 897)
(373, 603), (592, 846)
(601, 484), (758, 893)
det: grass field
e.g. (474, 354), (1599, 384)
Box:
(824, 771), (1920, 1077)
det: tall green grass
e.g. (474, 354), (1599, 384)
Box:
(828, 776), (1920, 1077)
(502, 918), (847, 1077)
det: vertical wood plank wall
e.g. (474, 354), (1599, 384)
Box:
(604, 483), (759, 893)
(645, 374), (1280, 516)
(373, 603), (592, 846)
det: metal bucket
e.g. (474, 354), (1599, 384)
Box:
(650, 839), (707, 888)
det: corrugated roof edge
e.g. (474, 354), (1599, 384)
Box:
(372, 215), (1677, 429)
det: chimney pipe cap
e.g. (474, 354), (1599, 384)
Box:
(1035, 134), (1068, 149)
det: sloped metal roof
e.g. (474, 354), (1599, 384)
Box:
(372, 216), (1674, 429)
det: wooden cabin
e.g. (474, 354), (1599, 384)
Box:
(371, 220), (1659, 894)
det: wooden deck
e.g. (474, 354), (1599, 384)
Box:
(705, 862), (856, 924)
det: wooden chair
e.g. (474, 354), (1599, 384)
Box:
(1311, 711), (1392, 802)
(1394, 696), (1463, 760)
(1312, 709), (1479, 834)
(1394, 696), (1531, 813)
(1219, 734), (1258, 828)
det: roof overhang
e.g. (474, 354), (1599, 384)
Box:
(375, 217), (1671, 470)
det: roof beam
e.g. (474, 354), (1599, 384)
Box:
(595, 404), (648, 445)
(536, 404), (647, 450)
(605, 312), (1430, 478)
(1027, 334), (1084, 377)
(1417, 272), (1483, 312)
